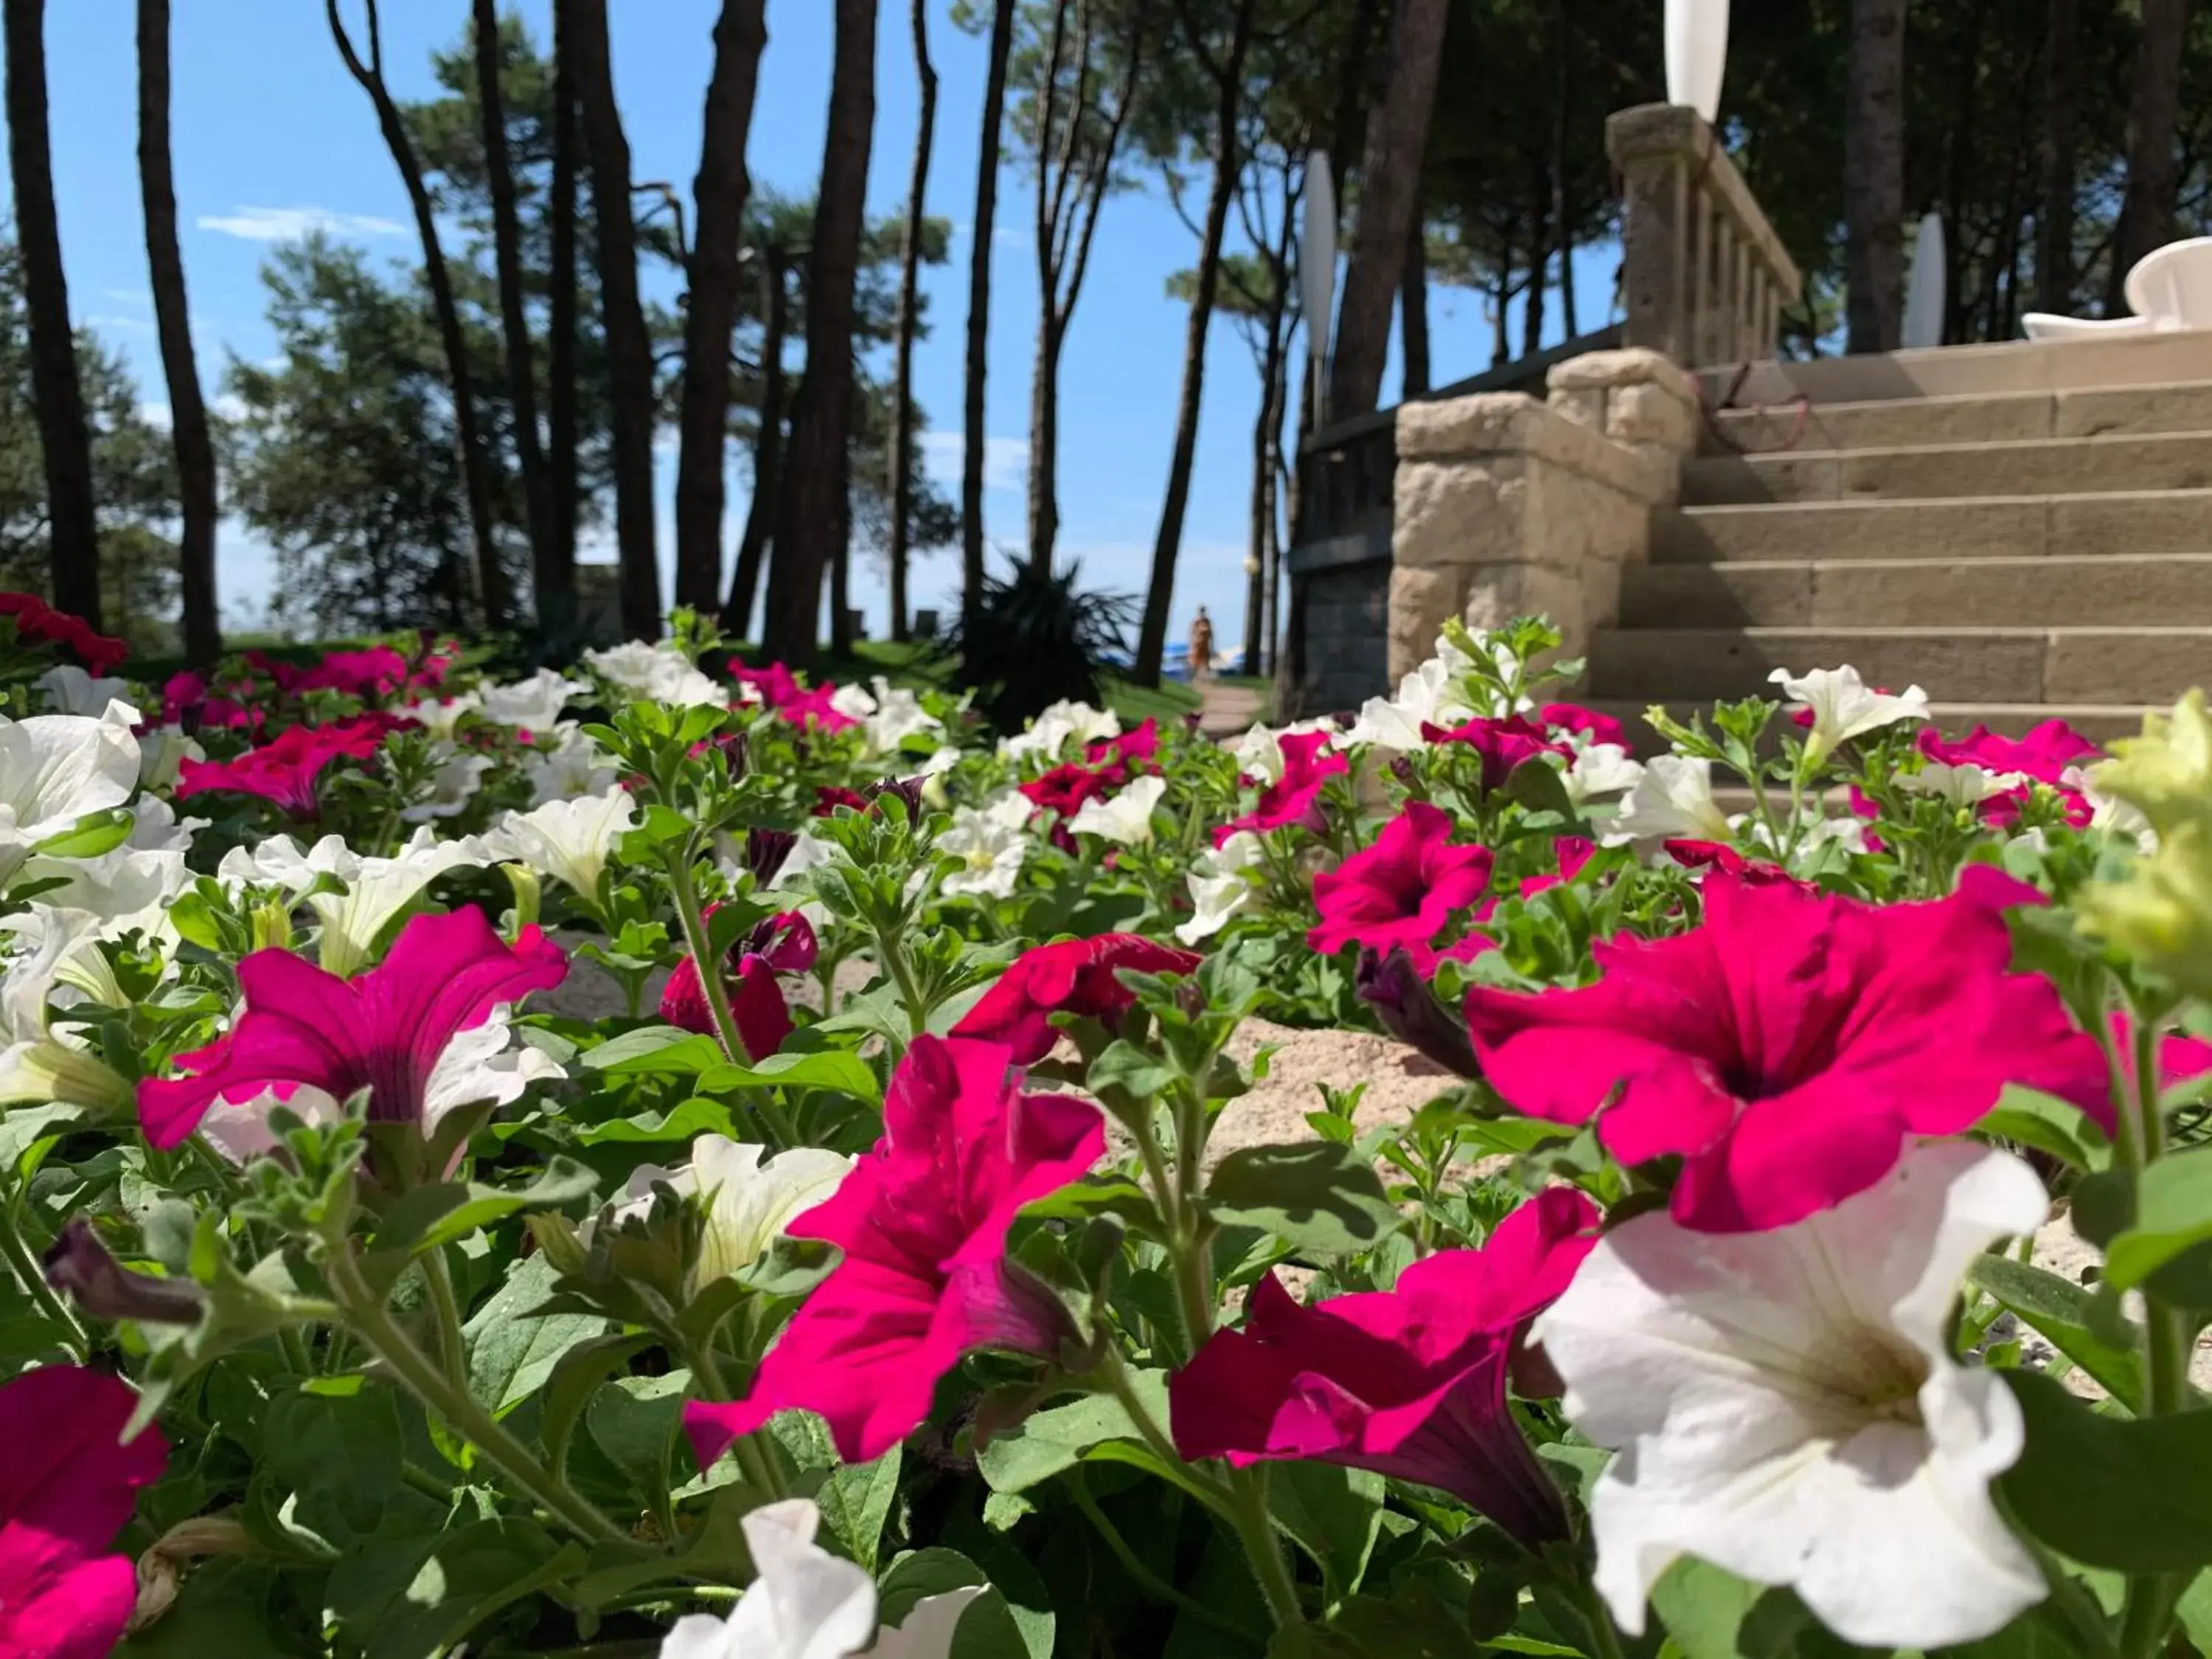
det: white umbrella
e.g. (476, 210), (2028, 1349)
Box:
(1902, 212), (1947, 349)
(1665, 0), (1729, 124)
(1301, 150), (1337, 420)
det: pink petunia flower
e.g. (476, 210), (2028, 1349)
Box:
(1224, 728), (1348, 838)
(684, 1034), (1103, 1466)
(174, 715), (403, 818)
(1018, 762), (1115, 822)
(1086, 717), (1161, 785)
(1422, 714), (1569, 795)
(1661, 839), (1805, 888)
(1540, 703), (1629, 751)
(0, 591), (129, 675)
(137, 906), (567, 1152)
(1169, 1189), (1599, 1549)
(953, 933), (1201, 1065)
(295, 646), (411, 701)
(1462, 876), (2110, 1232)
(1309, 802), (1495, 973)
(1918, 719), (2099, 786)
(663, 909), (819, 1060)
(0, 1365), (168, 1659)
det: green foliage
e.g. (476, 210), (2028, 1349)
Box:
(943, 555), (1142, 734)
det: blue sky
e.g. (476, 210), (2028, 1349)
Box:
(18, 0), (1617, 645)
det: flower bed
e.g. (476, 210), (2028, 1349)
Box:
(1, 602), (2205, 1658)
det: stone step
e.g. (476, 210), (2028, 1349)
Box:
(1681, 432), (2212, 506)
(1650, 489), (2212, 563)
(1587, 625), (2212, 706)
(1703, 380), (2212, 456)
(1582, 699), (2154, 759)
(1619, 554), (2212, 630)
(1698, 327), (2212, 406)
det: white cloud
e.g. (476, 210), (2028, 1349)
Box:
(137, 400), (171, 431)
(919, 431), (1029, 495)
(139, 394), (248, 431)
(196, 205), (407, 243)
(86, 313), (153, 333)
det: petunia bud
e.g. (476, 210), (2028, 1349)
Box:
(1356, 946), (1480, 1079)
(42, 1217), (207, 1326)
(2078, 820), (2212, 998)
(867, 775), (927, 821)
(746, 825), (798, 886)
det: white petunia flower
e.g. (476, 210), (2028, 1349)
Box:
(1769, 666), (1931, 765)
(1564, 742), (1646, 804)
(526, 723), (621, 804)
(609, 1135), (853, 1289)
(420, 1004), (567, 1131)
(478, 788), (637, 899)
(0, 700), (143, 886)
(998, 699), (1118, 764)
(1900, 761), (2031, 807)
(937, 796), (1032, 900)
(1068, 773), (1166, 846)
(0, 905), (134, 1110)
(311, 827), (489, 977)
(218, 831), (359, 898)
(35, 665), (131, 717)
(135, 723), (202, 790)
(24, 844), (189, 941)
(658, 1498), (981, 1659)
(397, 692), (482, 741)
(1601, 755), (1733, 846)
(1175, 829), (1265, 946)
(480, 668), (590, 731)
(582, 641), (669, 693)
(1232, 719), (1337, 785)
(861, 677), (942, 757)
(400, 749), (494, 823)
(1342, 657), (1477, 753)
(2064, 764), (2154, 847)
(1534, 1140), (2048, 1651)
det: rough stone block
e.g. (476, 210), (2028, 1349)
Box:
(1388, 566), (1467, 682)
(1608, 380), (1698, 451)
(1549, 386), (1607, 432)
(1461, 563), (1586, 653)
(1394, 456), (1528, 570)
(1397, 392), (1548, 462)
(1548, 347), (1701, 405)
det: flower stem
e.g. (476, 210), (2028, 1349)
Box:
(1068, 1468), (1257, 1642)
(877, 924), (931, 1046)
(420, 1245), (471, 1396)
(681, 1331), (787, 1500)
(325, 1243), (625, 1545)
(1225, 1467), (1305, 1630)
(664, 842), (797, 1150)
(1571, 1576), (1627, 1659)
(0, 1192), (84, 1355)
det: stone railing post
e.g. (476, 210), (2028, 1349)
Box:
(1607, 104), (1804, 369)
(1388, 383), (1686, 685)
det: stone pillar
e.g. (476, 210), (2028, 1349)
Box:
(1546, 348), (1703, 499)
(1388, 377), (1686, 686)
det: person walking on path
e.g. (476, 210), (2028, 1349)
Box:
(1189, 606), (1215, 687)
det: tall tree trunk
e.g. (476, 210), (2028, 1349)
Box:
(2106, 0), (2190, 313)
(5, 0), (100, 628)
(674, 1), (769, 613)
(546, 0), (581, 650)
(1400, 214), (1430, 395)
(1134, 1), (1256, 687)
(1242, 299), (1284, 677)
(475, 0), (558, 629)
(1026, 312), (1062, 569)
(1523, 174), (1551, 358)
(961, 0), (1017, 630)
(888, 0), (938, 645)
(1553, 0), (1578, 339)
(568, 0), (661, 638)
(829, 431), (855, 653)
(2034, 0), (2079, 314)
(763, 0), (878, 667)
(723, 249), (787, 638)
(1845, 0), (1906, 353)
(327, 0), (509, 627)
(1328, 0), (1450, 418)
(136, 0), (216, 664)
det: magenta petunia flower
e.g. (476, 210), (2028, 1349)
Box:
(294, 646), (411, 701)
(0, 1364), (168, 1659)
(953, 933), (1201, 1065)
(1225, 728), (1348, 838)
(175, 715), (401, 818)
(662, 908), (819, 1060)
(1540, 703), (1629, 750)
(0, 591), (129, 675)
(1085, 717), (1161, 785)
(1462, 876), (2110, 1232)
(684, 1034), (1104, 1467)
(1661, 839), (1804, 888)
(1309, 802), (1494, 973)
(1422, 714), (1569, 796)
(138, 906), (568, 1152)
(1917, 719), (2099, 786)
(1169, 1189), (1599, 1549)
(1018, 762), (1115, 822)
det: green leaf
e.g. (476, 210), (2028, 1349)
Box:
(32, 807), (136, 860)
(698, 1046), (880, 1102)
(2087, 1147), (2212, 1298)
(1647, 1558), (1808, 1659)
(464, 1253), (611, 1414)
(1089, 1039), (1176, 1104)
(1204, 1142), (1399, 1256)
(975, 1374), (1172, 1495)
(1975, 1085), (2110, 1172)
(585, 1371), (689, 1503)
(876, 1548), (1029, 1658)
(571, 1096), (739, 1144)
(815, 1446), (901, 1573)
(1965, 1254), (2143, 1409)
(1267, 1462), (1385, 1601)
(2000, 1369), (2212, 1570)
(581, 1025), (726, 1074)
(378, 1157), (599, 1254)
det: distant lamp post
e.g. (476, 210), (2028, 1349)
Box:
(1301, 150), (1337, 424)
(1902, 213), (1947, 349)
(1665, 0), (1729, 124)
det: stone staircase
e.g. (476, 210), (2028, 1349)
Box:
(1585, 330), (2212, 749)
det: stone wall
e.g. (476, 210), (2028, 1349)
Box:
(1291, 555), (1392, 717)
